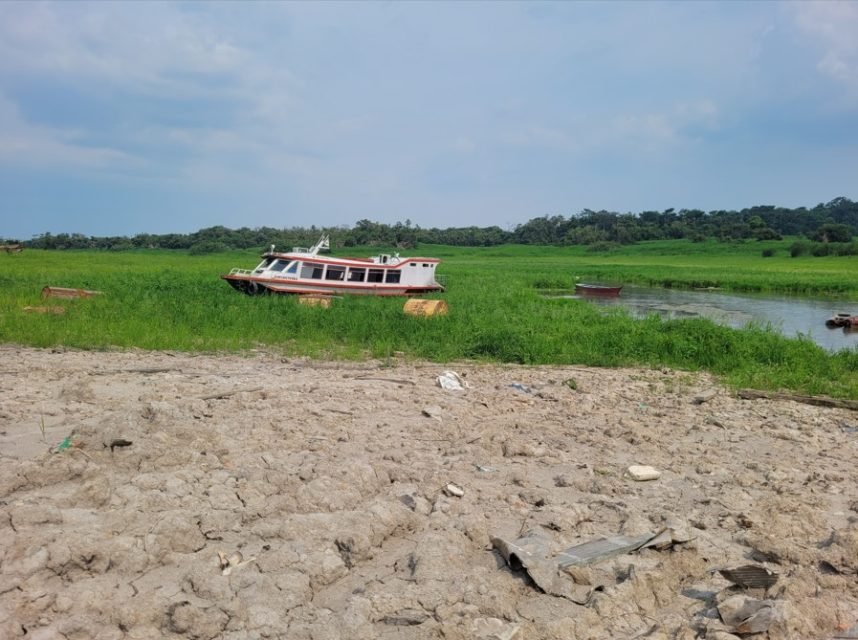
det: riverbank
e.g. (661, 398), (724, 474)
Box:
(1, 347), (857, 638)
(1, 244), (856, 400)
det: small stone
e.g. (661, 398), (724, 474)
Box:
(444, 482), (464, 497)
(717, 595), (784, 634)
(693, 389), (718, 404)
(472, 617), (521, 640)
(627, 465), (662, 481)
(554, 474), (573, 487)
(422, 405), (443, 421)
(518, 488), (547, 506)
(502, 439), (546, 458)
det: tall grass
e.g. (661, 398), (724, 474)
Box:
(0, 243), (856, 399)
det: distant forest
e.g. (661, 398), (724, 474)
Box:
(9, 196), (858, 254)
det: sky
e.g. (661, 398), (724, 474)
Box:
(1, 1), (857, 239)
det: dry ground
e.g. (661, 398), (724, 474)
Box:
(1, 346), (857, 639)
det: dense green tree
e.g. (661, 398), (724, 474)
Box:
(19, 196), (858, 252)
(813, 223), (852, 243)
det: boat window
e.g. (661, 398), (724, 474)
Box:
(422, 263), (429, 267)
(380, 255), (389, 264)
(300, 262), (324, 279)
(325, 266), (345, 281)
(385, 271), (401, 284)
(348, 268), (366, 282)
(410, 263), (417, 267)
(367, 269), (384, 283)
(256, 258), (275, 270)
(285, 262), (298, 274)
(269, 260), (289, 272)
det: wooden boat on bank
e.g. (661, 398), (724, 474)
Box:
(575, 283), (623, 297)
(221, 235), (445, 297)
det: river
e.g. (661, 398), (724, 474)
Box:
(569, 286), (858, 352)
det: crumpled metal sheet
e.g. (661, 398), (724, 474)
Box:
(554, 533), (655, 568)
(491, 526), (692, 603)
(717, 564), (779, 589)
(491, 530), (602, 603)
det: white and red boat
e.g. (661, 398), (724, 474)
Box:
(221, 235), (445, 297)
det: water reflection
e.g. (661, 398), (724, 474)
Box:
(561, 287), (858, 352)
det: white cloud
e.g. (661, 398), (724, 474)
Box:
(793, 1), (858, 95)
(0, 94), (134, 168)
(611, 100), (719, 146)
(0, 3), (247, 89)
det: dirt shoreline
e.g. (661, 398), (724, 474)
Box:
(1, 346), (856, 639)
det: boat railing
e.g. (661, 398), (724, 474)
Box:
(292, 234), (330, 256)
(229, 268), (254, 276)
(435, 274), (449, 289)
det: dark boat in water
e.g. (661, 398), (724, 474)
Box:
(826, 313), (858, 328)
(575, 283), (623, 297)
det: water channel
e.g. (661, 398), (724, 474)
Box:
(560, 286), (858, 352)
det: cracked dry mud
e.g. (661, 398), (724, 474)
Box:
(1, 346), (857, 639)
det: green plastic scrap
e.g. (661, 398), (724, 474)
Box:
(54, 435), (72, 452)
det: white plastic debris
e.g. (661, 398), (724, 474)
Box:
(444, 482), (465, 497)
(437, 371), (469, 391)
(626, 465), (662, 481)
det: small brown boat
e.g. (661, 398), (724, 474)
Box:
(575, 283), (622, 297)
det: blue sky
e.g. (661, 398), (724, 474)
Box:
(1, 1), (857, 239)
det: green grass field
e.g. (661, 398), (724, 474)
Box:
(1, 239), (856, 399)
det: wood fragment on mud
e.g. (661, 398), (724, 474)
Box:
(91, 367), (178, 376)
(737, 389), (858, 412)
(109, 438), (133, 452)
(201, 386), (264, 400)
(354, 376), (417, 386)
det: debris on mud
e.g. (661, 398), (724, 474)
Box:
(108, 438), (133, 452)
(717, 594), (785, 634)
(716, 564), (779, 589)
(437, 370), (468, 390)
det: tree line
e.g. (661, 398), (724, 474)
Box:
(8, 196), (857, 252)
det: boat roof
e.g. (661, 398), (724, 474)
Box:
(261, 234), (440, 267)
(263, 251), (440, 266)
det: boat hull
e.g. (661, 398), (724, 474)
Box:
(221, 274), (443, 297)
(575, 283), (622, 297)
